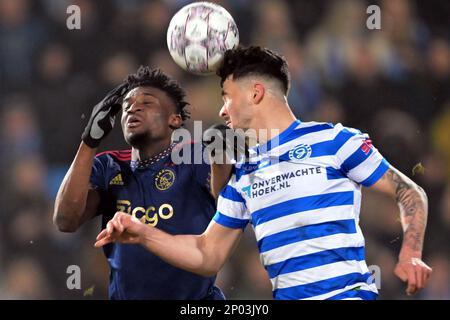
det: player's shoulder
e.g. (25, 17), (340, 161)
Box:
(95, 149), (132, 164)
(300, 121), (363, 138)
(300, 120), (357, 132)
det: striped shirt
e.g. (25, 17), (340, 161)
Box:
(213, 120), (390, 300)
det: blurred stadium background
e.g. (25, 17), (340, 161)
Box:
(0, 0), (449, 299)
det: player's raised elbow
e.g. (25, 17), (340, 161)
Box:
(53, 206), (80, 233)
(53, 214), (79, 233)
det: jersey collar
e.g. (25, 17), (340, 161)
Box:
(251, 119), (301, 156)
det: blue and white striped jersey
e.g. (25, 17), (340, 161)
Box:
(213, 120), (390, 300)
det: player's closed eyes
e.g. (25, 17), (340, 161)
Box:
(123, 101), (153, 112)
(123, 104), (131, 112)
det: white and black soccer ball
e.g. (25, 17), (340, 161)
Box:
(167, 2), (239, 75)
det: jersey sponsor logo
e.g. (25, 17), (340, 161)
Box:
(109, 173), (124, 185)
(289, 144), (312, 162)
(116, 200), (174, 226)
(242, 166), (322, 199)
(155, 169), (176, 191)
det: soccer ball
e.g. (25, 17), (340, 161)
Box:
(167, 2), (239, 75)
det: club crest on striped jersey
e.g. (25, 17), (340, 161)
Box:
(289, 144), (312, 162)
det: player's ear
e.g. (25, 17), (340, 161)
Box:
(252, 83), (265, 104)
(169, 113), (182, 129)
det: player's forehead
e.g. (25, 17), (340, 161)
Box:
(123, 86), (165, 102)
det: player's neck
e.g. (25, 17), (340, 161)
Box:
(131, 138), (172, 161)
(253, 103), (297, 144)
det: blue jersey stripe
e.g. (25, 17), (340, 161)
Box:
(266, 246), (365, 278)
(326, 289), (378, 300)
(276, 128), (357, 162)
(360, 159), (390, 187)
(252, 191), (354, 227)
(291, 123), (335, 138)
(326, 167), (346, 180)
(264, 123), (335, 154)
(238, 123), (339, 179)
(258, 219), (357, 253)
(341, 145), (374, 174)
(254, 120), (301, 154)
(273, 272), (371, 300)
(220, 185), (245, 203)
(235, 159), (273, 182)
(213, 211), (248, 229)
(238, 127), (361, 180)
(310, 129), (356, 158)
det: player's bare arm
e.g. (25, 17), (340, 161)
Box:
(210, 163), (233, 199)
(53, 143), (101, 232)
(94, 212), (242, 277)
(54, 82), (129, 232)
(371, 166), (433, 295)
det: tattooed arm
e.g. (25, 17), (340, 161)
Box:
(371, 166), (432, 295)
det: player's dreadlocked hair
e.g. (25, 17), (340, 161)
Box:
(217, 46), (291, 95)
(125, 66), (190, 122)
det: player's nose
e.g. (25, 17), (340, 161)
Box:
(219, 104), (227, 118)
(127, 102), (142, 114)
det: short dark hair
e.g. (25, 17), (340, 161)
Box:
(216, 46), (290, 94)
(126, 66), (190, 121)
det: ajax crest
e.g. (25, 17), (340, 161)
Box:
(155, 169), (176, 191)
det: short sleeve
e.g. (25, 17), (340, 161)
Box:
(213, 174), (250, 230)
(90, 156), (107, 191)
(335, 128), (390, 187)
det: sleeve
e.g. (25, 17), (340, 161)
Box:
(88, 155), (113, 218)
(90, 155), (108, 192)
(212, 174), (250, 230)
(335, 127), (390, 187)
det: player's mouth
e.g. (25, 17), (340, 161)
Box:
(225, 120), (232, 128)
(127, 116), (142, 128)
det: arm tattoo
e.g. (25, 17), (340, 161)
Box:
(381, 169), (428, 253)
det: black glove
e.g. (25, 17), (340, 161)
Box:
(82, 82), (130, 148)
(203, 124), (248, 163)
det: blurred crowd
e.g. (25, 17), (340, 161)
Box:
(0, 0), (449, 299)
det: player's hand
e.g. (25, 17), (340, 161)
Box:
(82, 82), (130, 148)
(394, 256), (432, 295)
(94, 212), (145, 247)
(203, 123), (248, 163)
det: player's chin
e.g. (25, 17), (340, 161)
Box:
(124, 130), (147, 146)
